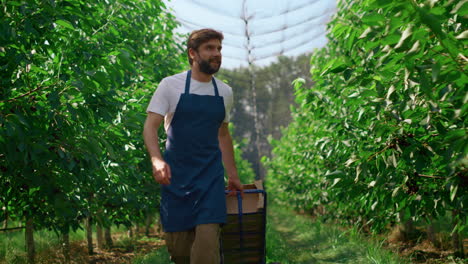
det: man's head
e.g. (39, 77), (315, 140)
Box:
(187, 29), (224, 74)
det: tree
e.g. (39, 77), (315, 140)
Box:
(266, 0), (466, 257)
(0, 0), (185, 261)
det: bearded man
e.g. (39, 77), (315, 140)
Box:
(143, 28), (243, 264)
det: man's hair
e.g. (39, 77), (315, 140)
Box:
(187, 28), (224, 66)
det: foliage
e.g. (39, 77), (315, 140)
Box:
(228, 123), (255, 184)
(266, 0), (467, 234)
(0, 0), (185, 233)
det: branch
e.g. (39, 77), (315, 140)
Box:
(0, 83), (55, 103)
(367, 145), (391, 162)
(0, 226), (26, 232)
(417, 174), (444, 179)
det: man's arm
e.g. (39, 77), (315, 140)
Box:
(143, 112), (171, 185)
(218, 122), (243, 195)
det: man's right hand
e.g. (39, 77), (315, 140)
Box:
(152, 158), (172, 185)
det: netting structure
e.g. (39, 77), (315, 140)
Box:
(165, 0), (337, 68)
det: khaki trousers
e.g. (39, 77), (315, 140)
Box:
(165, 223), (221, 264)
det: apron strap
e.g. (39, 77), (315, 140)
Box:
(184, 70), (192, 94)
(185, 70), (220, 97)
(212, 78), (220, 97)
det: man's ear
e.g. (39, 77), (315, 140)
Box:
(188, 48), (197, 61)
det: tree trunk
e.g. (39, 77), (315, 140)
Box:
(128, 226), (134, 238)
(426, 220), (440, 248)
(85, 216), (94, 255)
(136, 222), (141, 237)
(398, 211), (416, 241)
(104, 227), (113, 248)
(25, 218), (35, 264)
(155, 216), (163, 235)
(96, 224), (104, 249)
(452, 210), (465, 258)
(3, 209), (7, 229)
(61, 230), (70, 264)
(145, 214), (153, 237)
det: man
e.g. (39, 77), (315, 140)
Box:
(143, 28), (243, 264)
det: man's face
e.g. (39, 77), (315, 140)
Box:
(191, 39), (222, 74)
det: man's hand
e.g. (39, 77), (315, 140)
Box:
(227, 176), (243, 197)
(152, 157), (171, 185)
(144, 113), (169, 185)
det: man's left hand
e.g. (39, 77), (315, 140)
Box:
(227, 176), (243, 197)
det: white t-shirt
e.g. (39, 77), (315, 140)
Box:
(146, 71), (234, 132)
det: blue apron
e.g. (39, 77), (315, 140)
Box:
(161, 70), (227, 232)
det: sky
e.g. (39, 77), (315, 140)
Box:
(163, 0), (337, 69)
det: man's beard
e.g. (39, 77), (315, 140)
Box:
(197, 57), (221, 74)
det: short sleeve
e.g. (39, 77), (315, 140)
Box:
(223, 86), (233, 123)
(146, 78), (169, 116)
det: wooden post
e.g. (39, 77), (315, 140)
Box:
(85, 216), (94, 255)
(25, 218), (35, 264)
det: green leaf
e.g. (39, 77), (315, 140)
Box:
(455, 30), (468, 40)
(362, 13), (385, 24)
(93, 71), (108, 87)
(432, 63), (441, 82)
(101, 138), (116, 159)
(320, 58), (348, 75)
(446, 129), (466, 141)
(381, 34), (400, 45)
(331, 178), (341, 188)
(7, 1), (23, 6)
(292, 78), (306, 90)
(55, 19), (75, 30)
(418, 68), (432, 98)
(450, 184), (458, 201)
(359, 27), (372, 39)
(392, 186), (400, 198)
(325, 170), (344, 178)
(451, 1), (468, 16)
(395, 26), (412, 49)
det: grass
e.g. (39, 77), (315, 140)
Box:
(265, 203), (407, 264)
(0, 224), (129, 264)
(0, 227), (87, 264)
(132, 246), (172, 264)
(133, 202), (407, 264)
(2, 207), (464, 263)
